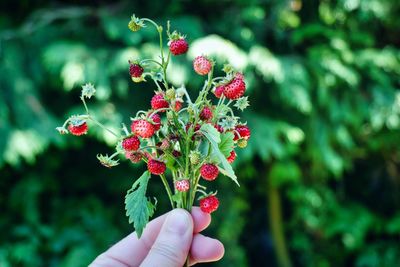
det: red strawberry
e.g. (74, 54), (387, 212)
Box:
(147, 159), (166, 175)
(131, 119), (155, 138)
(200, 163), (219, 181)
(223, 74), (246, 100)
(175, 180), (190, 192)
(150, 113), (161, 131)
(234, 125), (251, 141)
(122, 136), (140, 151)
(193, 56), (212, 75)
(129, 62), (144, 78)
(200, 195), (219, 213)
(172, 150), (182, 157)
(68, 121), (88, 136)
(151, 93), (169, 111)
(214, 86), (224, 98)
(169, 38), (188, 55)
(125, 151), (143, 163)
(214, 124), (224, 133)
(185, 123), (201, 133)
(227, 150), (236, 164)
(200, 106), (213, 121)
(174, 100), (183, 111)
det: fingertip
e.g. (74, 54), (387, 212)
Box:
(191, 207), (211, 233)
(190, 234), (225, 265)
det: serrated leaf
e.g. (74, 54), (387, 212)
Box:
(201, 127), (239, 186)
(219, 132), (235, 157)
(125, 171), (156, 237)
(200, 123), (220, 143)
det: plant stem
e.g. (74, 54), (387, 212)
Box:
(87, 116), (119, 138)
(160, 173), (175, 209)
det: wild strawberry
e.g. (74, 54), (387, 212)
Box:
(189, 150), (201, 165)
(151, 93), (169, 111)
(147, 159), (166, 175)
(234, 125), (251, 141)
(131, 119), (155, 138)
(174, 100), (183, 111)
(200, 195), (219, 213)
(200, 163), (219, 181)
(200, 106), (213, 121)
(193, 56), (212, 75)
(165, 88), (176, 100)
(68, 121), (88, 136)
(125, 151), (143, 163)
(214, 124), (224, 133)
(214, 86), (224, 98)
(169, 38), (188, 55)
(159, 138), (170, 150)
(175, 180), (190, 192)
(237, 139), (248, 148)
(122, 136), (140, 151)
(223, 74), (246, 100)
(185, 123), (201, 133)
(150, 113), (161, 131)
(129, 61), (144, 78)
(227, 150), (236, 164)
(172, 150), (182, 157)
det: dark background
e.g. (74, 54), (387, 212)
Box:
(1, 0), (400, 266)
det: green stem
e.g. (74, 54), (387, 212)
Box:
(87, 116), (119, 138)
(160, 174), (175, 209)
(80, 96), (89, 114)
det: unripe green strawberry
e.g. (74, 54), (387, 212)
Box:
(189, 150), (201, 165)
(237, 139), (248, 148)
(165, 88), (176, 100)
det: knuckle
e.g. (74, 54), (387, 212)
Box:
(151, 241), (184, 264)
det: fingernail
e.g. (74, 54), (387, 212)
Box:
(164, 209), (191, 235)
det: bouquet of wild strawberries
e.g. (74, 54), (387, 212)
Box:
(56, 15), (250, 238)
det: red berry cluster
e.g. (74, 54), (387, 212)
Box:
(57, 15), (251, 223)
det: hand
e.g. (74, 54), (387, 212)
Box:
(90, 208), (224, 267)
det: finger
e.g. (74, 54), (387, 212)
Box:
(140, 209), (193, 267)
(90, 213), (169, 267)
(90, 207), (211, 267)
(191, 207), (211, 233)
(189, 234), (225, 266)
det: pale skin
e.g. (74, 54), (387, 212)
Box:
(90, 208), (225, 267)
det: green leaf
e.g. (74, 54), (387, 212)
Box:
(200, 123), (220, 143)
(219, 132), (235, 157)
(125, 171), (156, 237)
(201, 126), (239, 186)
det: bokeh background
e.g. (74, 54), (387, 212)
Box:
(1, 0), (400, 266)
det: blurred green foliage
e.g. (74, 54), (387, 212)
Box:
(1, 0), (400, 266)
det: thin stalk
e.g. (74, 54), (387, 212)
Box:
(80, 97), (89, 114)
(87, 116), (119, 138)
(160, 173), (175, 209)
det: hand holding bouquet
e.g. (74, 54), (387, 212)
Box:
(57, 14), (250, 245)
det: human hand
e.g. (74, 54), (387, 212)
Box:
(90, 208), (224, 267)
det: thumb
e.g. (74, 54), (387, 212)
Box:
(140, 209), (193, 267)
